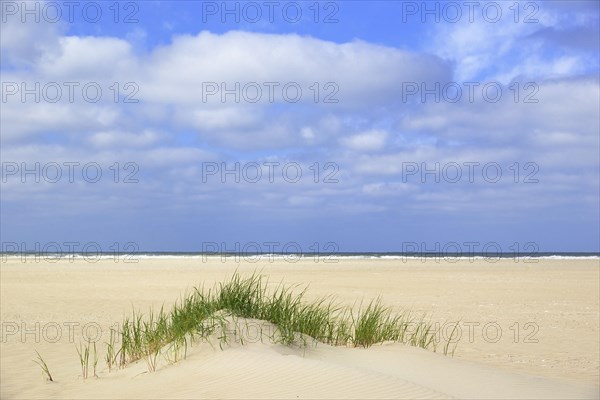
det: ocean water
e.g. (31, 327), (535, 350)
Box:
(1, 251), (599, 261)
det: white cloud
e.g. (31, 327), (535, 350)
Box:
(3, 30), (450, 150)
(0, 7), (64, 66)
(362, 182), (413, 196)
(300, 127), (315, 143)
(38, 36), (137, 80)
(137, 31), (450, 106)
(176, 107), (263, 132)
(88, 130), (162, 148)
(425, 2), (598, 82)
(340, 130), (388, 152)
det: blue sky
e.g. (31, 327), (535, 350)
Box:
(1, 0), (599, 253)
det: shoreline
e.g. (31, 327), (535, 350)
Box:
(3, 254), (599, 261)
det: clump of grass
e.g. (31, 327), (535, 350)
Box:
(109, 272), (456, 373)
(115, 289), (223, 371)
(443, 321), (461, 356)
(142, 309), (166, 372)
(92, 341), (98, 377)
(75, 341), (88, 379)
(105, 328), (118, 372)
(217, 273), (265, 318)
(330, 308), (353, 346)
(33, 350), (53, 382)
(353, 298), (394, 347)
(76, 339), (98, 379)
(262, 284), (305, 345)
(119, 310), (151, 367)
(292, 297), (338, 345)
(408, 316), (436, 350)
(166, 335), (188, 364)
(37, 273), (454, 379)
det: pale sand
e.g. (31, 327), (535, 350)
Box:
(1, 257), (598, 399)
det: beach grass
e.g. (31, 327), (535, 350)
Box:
(31, 272), (461, 376)
(76, 340), (98, 379)
(443, 321), (460, 357)
(112, 272), (458, 372)
(75, 341), (89, 379)
(105, 327), (118, 372)
(33, 350), (53, 382)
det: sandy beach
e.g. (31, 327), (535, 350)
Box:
(1, 257), (598, 399)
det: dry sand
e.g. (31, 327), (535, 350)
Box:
(1, 257), (598, 399)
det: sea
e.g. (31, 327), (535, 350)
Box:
(1, 251), (599, 261)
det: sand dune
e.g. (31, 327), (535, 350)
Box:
(1, 258), (598, 399)
(2, 328), (596, 399)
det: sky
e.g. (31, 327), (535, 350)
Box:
(1, 0), (599, 253)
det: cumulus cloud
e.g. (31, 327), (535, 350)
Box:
(141, 31), (450, 103)
(88, 130), (163, 148)
(340, 130), (388, 151)
(0, 6), (64, 66)
(38, 36), (137, 80)
(3, 30), (451, 149)
(425, 1), (599, 82)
